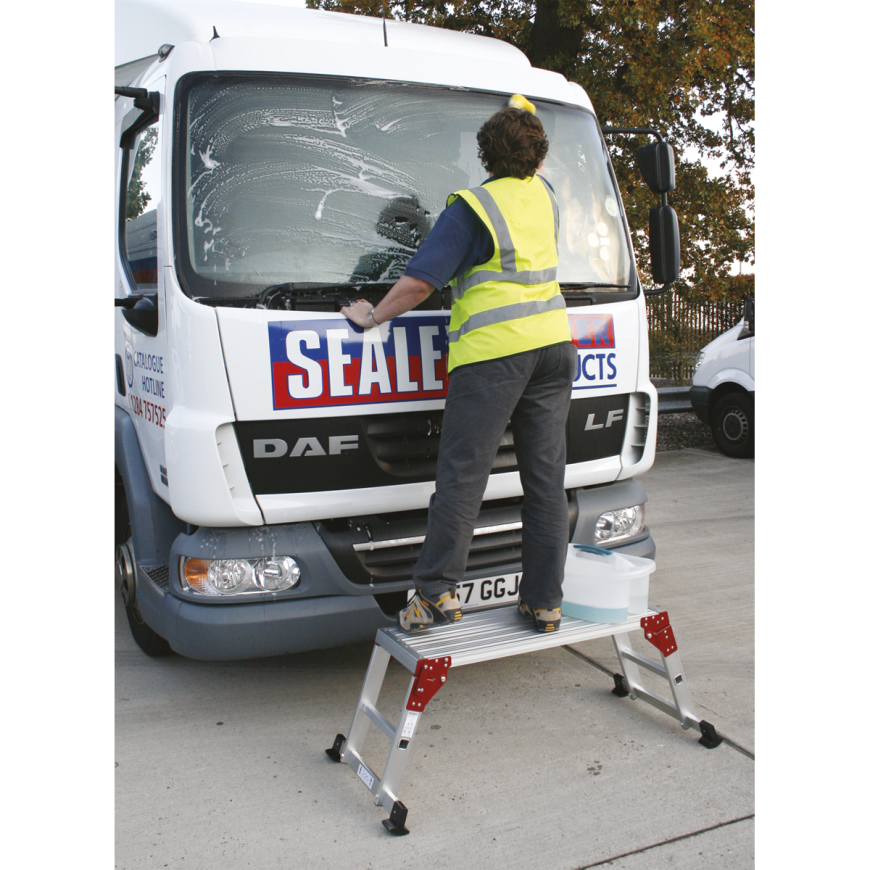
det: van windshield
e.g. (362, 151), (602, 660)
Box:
(176, 74), (633, 301)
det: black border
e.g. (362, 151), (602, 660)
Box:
(171, 71), (639, 305)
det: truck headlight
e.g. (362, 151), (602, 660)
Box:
(209, 560), (254, 594)
(254, 556), (301, 591)
(594, 505), (645, 545)
(182, 557), (301, 596)
(694, 351), (705, 371)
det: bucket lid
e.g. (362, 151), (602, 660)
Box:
(566, 544), (655, 578)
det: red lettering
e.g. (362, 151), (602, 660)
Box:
(127, 393), (165, 428)
(569, 313), (615, 349)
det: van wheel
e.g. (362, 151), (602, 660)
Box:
(116, 474), (173, 657)
(710, 392), (754, 458)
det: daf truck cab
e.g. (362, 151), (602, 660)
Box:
(115, 0), (680, 660)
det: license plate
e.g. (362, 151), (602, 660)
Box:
(410, 573), (522, 612)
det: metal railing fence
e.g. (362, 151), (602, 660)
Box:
(646, 293), (747, 383)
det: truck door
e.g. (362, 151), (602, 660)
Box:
(117, 76), (171, 498)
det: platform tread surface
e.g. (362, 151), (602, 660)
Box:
(377, 605), (652, 669)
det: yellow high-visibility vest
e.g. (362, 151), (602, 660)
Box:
(446, 174), (570, 372)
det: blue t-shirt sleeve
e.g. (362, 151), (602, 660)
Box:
(403, 197), (493, 290)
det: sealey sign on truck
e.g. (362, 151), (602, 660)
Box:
(114, 0), (680, 659)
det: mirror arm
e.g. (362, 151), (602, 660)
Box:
(116, 87), (161, 148)
(115, 294), (145, 309)
(601, 126), (669, 206)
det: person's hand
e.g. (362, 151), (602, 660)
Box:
(341, 298), (374, 328)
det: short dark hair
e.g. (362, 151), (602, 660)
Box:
(477, 107), (549, 179)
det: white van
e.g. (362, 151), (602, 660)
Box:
(115, 0), (680, 659)
(689, 299), (755, 458)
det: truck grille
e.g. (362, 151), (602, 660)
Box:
(235, 394), (632, 496)
(354, 521), (524, 581)
(316, 494), (578, 585)
(362, 411), (517, 477)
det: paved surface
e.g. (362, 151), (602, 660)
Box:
(115, 446), (754, 869)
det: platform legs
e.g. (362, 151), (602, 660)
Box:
(326, 612), (722, 836)
(611, 629), (722, 749)
(324, 643), (426, 835)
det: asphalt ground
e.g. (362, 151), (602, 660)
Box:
(114, 445), (754, 869)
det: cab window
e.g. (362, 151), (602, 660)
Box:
(122, 124), (160, 290)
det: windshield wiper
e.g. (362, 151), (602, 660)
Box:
(257, 282), (393, 310)
(560, 282), (633, 291)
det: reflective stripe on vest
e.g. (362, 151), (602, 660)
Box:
(445, 175), (571, 371)
(448, 295), (567, 342)
(451, 182), (560, 300)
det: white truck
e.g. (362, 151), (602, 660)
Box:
(689, 298), (755, 458)
(114, 0), (680, 659)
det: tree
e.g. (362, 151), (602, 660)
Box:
(125, 127), (158, 220)
(307, 0), (754, 300)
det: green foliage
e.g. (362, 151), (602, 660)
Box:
(648, 328), (698, 383)
(125, 127), (158, 220)
(646, 290), (745, 382)
(307, 0), (754, 301)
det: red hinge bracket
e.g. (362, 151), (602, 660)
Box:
(641, 611), (678, 657)
(406, 656), (451, 712)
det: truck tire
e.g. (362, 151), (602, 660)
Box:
(115, 474), (173, 657)
(710, 392), (754, 459)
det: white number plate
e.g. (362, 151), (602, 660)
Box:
(410, 573), (522, 612)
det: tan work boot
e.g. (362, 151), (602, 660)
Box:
(518, 598), (561, 632)
(398, 589), (463, 631)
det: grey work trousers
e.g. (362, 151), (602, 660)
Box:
(412, 340), (576, 610)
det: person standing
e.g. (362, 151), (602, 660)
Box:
(341, 97), (575, 633)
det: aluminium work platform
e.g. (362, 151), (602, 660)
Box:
(326, 604), (721, 835)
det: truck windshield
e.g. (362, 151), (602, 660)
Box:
(175, 74), (633, 301)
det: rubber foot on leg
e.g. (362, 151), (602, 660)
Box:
(698, 720), (723, 749)
(325, 733), (345, 762)
(382, 800), (409, 836)
(612, 673), (630, 697)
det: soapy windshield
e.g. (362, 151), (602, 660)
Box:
(177, 74), (633, 301)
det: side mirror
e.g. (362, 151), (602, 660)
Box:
(739, 298), (755, 339)
(649, 205), (680, 286)
(637, 142), (675, 193)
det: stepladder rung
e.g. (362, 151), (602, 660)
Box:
(630, 685), (684, 723)
(344, 747), (382, 797)
(362, 702), (396, 742)
(612, 628), (701, 732)
(344, 746), (404, 811)
(619, 646), (668, 678)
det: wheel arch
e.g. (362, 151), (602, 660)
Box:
(115, 405), (186, 565)
(709, 382), (753, 414)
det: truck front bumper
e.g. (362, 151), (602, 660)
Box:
(130, 479), (656, 661)
(161, 591), (393, 661)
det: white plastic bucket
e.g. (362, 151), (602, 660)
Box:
(561, 545), (656, 623)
